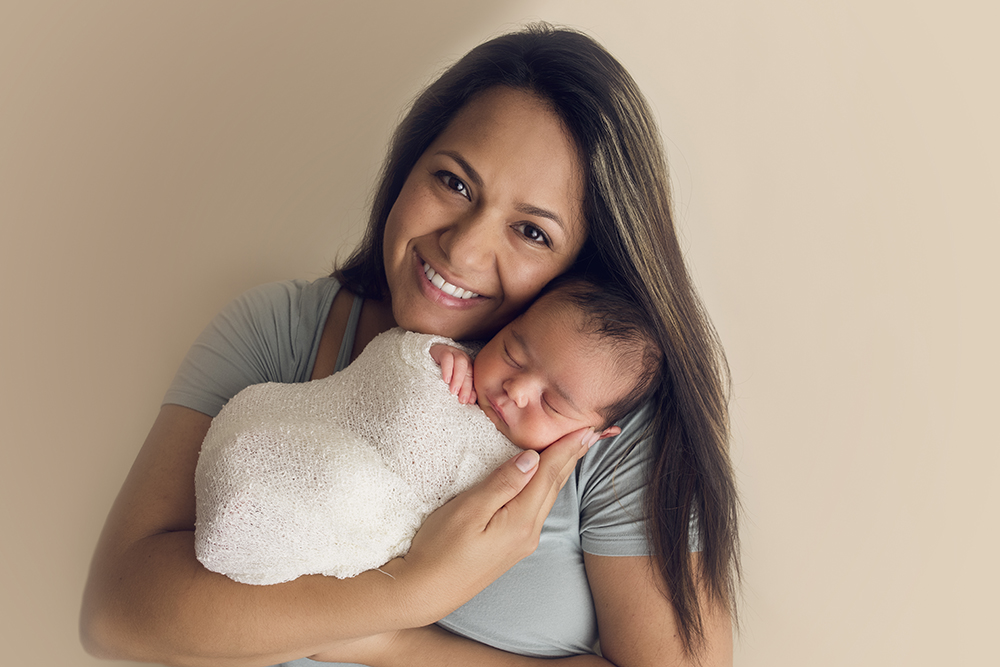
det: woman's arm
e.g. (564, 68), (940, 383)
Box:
(585, 553), (733, 667)
(310, 625), (614, 667)
(310, 556), (730, 667)
(80, 404), (413, 666)
(80, 403), (593, 667)
(310, 625), (614, 666)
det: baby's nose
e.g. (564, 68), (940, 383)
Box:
(504, 377), (530, 408)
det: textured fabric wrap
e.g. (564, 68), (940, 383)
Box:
(194, 328), (519, 584)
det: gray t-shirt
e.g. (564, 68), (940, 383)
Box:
(165, 277), (661, 664)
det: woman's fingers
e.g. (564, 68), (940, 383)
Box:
(393, 429), (599, 618)
(454, 449), (540, 527)
(489, 428), (598, 534)
(392, 450), (538, 610)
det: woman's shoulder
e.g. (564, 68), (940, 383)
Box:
(577, 401), (655, 483)
(573, 401), (656, 555)
(162, 276), (342, 417)
(231, 276), (342, 322)
(205, 276), (343, 372)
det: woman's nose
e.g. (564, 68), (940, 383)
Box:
(439, 211), (498, 268)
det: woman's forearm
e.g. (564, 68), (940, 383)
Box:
(311, 625), (615, 667)
(408, 626), (614, 667)
(80, 406), (426, 666)
(81, 527), (421, 667)
(400, 626), (614, 667)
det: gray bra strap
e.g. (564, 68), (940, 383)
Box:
(334, 293), (364, 372)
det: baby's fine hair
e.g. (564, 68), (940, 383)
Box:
(535, 274), (664, 426)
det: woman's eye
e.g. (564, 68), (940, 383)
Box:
(515, 223), (551, 247)
(437, 171), (470, 200)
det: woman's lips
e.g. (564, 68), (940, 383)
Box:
(414, 255), (486, 309)
(421, 261), (480, 299)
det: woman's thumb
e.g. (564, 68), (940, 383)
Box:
(471, 449), (539, 517)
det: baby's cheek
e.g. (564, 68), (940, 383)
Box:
(512, 426), (551, 452)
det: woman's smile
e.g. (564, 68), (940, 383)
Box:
(409, 253), (486, 313)
(421, 260), (481, 300)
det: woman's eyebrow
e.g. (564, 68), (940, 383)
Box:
(516, 203), (565, 231)
(435, 150), (483, 188)
(435, 150), (566, 231)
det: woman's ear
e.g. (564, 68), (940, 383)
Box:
(598, 425), (621, 440)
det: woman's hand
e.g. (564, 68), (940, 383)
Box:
(382, 426), (600, 624)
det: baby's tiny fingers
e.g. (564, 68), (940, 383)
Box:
(450, 367), (466, 395)
(442, 355), (457, 386)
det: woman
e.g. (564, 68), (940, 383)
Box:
(81, 25), (739, 667)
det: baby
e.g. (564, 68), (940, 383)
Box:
(195, 276), (661, 584)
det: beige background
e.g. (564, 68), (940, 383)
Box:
(2, 1), (996, 665)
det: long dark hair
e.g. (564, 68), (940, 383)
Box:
(337, 24), (740, 656)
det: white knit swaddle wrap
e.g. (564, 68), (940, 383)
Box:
(195, 328), (519, 585)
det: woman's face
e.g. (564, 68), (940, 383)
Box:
(383, 87), (587, 340)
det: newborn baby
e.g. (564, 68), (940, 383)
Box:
(195, 276), (661, 584)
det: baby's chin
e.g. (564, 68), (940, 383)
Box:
(474, 395), (559, 451)
(501, 425), (552, 452)
(516, 440), (551, 452)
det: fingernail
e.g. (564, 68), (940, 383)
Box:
(581, 429), (600, 449)
(515, 450), (539, 472)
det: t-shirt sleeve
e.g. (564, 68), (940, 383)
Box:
(577, 402), (703, 555)
(576, 402), (655, 556)
(162, 278), (338, 417)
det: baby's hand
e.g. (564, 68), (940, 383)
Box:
(429, 344), (477, 404)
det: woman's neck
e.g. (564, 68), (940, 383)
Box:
(353, 296), (396, 360)
(311, 290), (396, 380)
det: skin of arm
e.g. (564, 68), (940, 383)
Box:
(309, 554), (731, 667)
(311, 625), (614, 666)
(586, 553), (733, 667)
(79, 403), (593, 667)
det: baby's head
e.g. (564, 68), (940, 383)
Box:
(474, 276), (663, 451)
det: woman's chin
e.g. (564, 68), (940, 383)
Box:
(394, 305), (499, 341)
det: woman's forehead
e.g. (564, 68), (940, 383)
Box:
(428, 88), (586, 223)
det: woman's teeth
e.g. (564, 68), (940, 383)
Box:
(423, 263), (480, 299)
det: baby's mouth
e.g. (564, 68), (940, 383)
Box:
(486, 395), (508, 427)
(422, 262), (480, 300)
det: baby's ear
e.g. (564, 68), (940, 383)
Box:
(598, 425), (621, 440)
